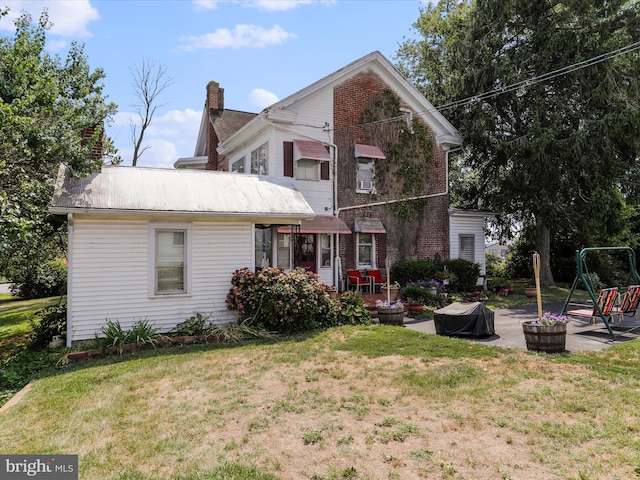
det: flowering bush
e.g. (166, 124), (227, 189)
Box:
(375, 299), (404, 311)
(227, 267), (334, 333)
(532, 312), (570, 326)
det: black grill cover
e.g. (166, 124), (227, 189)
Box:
(433, 302), (495, 337)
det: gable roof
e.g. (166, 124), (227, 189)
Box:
(219, 51), (461, 154)
(50, 164), (315, 222)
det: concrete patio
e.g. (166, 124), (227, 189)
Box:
(404, 302), (640, 353)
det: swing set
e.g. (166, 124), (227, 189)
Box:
(561, 247), (640, 340)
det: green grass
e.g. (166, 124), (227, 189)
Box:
(483, 278), (590, 309)
(0, 293), (639, 479)
(0, 295), (61, 358)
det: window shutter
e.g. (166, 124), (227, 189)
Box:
(283, 142), (293, 177)
(321, 161), (330, 180)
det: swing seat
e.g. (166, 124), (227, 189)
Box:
(613, 285), (640, 322)
(567, 287), (619, 324)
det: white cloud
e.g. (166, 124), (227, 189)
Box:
(249, 89), (279, 108)
(0, 0), (99, 37)
(135, 139), (180, 169)
(193, 0), (334, 11)
(180, 24), (296, 50)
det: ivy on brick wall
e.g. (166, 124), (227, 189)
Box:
(359, 88), (434, 219)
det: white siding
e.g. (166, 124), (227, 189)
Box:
(68, 216), (251, 342)
(449, 214), (487, 278)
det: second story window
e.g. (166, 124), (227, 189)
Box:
(231, 157), (245, 173)
(251, 142), (268, 175)
(357, 158), (374, 192)
(296, 159), (319, 180)
(354, 144), (385, 194)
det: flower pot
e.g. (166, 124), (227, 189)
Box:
(407, 304), (424, 317)
(376, 308), (405, 326)
(522, 321), (566, 353)
(524, 287), (537, 298)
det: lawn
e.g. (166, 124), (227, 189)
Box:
(0, 286), (637, 480)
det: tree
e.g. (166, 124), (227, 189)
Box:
(129, 59), (173, 166)
(0, 9), (117, 284)
(397, 0), (640, 285)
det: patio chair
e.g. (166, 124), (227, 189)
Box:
(366, 269), (387, 293)
(346, 270), (372, 293)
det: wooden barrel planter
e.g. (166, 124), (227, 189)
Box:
(376, 308), (405, 326)
(522, 321), (567, 353)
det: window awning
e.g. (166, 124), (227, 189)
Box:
(354, 217), (386, 234)
(294, 139), (331, 161)
(354, 144), (386, 159)
(277, 215), (351, 234)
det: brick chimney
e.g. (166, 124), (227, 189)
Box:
(206, 81), (224, 171)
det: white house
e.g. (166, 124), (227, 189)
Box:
(50, 165), (314, 345)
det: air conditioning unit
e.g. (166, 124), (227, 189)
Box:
(358, 180), (373, 191)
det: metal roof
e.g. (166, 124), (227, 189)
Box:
(50, 165), (316, 221)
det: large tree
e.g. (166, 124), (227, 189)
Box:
(397, 0), (640, 285)
(0, 9), (117, 282)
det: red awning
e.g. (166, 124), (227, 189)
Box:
(277, 215), (351, 234)
(354, 144), (386, 159)
(353, 217), (386, 233)
(293, 139), (331, 161)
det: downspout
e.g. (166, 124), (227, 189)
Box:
(66, 213), (74, 348)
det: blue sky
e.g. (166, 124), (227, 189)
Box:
(0, 0), (427, 168)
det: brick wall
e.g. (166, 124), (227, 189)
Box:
(334, 71), (450, 270)
(206, 81), (223, 170)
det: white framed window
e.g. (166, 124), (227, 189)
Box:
(150, 223), (192, 296)
(459, 234), (475, 263)
(320, 234), (331, 268)
(357, 233), (374, 268)
(277, 233), (291, 269)
(255, 226), (273, 269)
(251, 142), (268, 175)
(357, 158), (375, 192)
(296, 159), (319, 180)
(231, 157), (245, 173)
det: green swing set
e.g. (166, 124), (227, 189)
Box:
(561, 247), (640, 340)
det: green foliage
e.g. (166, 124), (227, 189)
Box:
(0, 9), (118, 285)
(391, 258), (445, 286)
(227, 267), (335, 334)
(28, 303), (66, 349)
(333, 291), (372, 326)
(96, 319), (159, 353)
(485, 251), (508, 278)
(445, 258), (480, 293)
(10, 258), (67, 299)
(397, 0), (640, 285)
(0, 346), (63, 403)
(170, 313), (209, 337)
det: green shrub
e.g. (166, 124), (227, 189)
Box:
(226, 267), (335, 334)
(334, 291), (371, 326)
(444, 258), (480, 292)
(170, 313), (209, 336)
(399, 285), (428, 303)
(485, 251), (508, 277)
(28, 304), (67, 350)
(391, 258), (445, 286)
(128, 319), (160, 347)
(10, 259), (67, 299)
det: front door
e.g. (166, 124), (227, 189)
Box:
(295, 234), (316, 273)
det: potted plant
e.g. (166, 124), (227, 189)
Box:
(406, 297), (424, 316)
(522, 312), (569, 353)
(375, 298), (405, 326)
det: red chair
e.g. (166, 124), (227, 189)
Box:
(346, 270), (372, 293)
(366, 269), (387, 292)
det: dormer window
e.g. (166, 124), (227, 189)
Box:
(354, 144), (385, 193)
